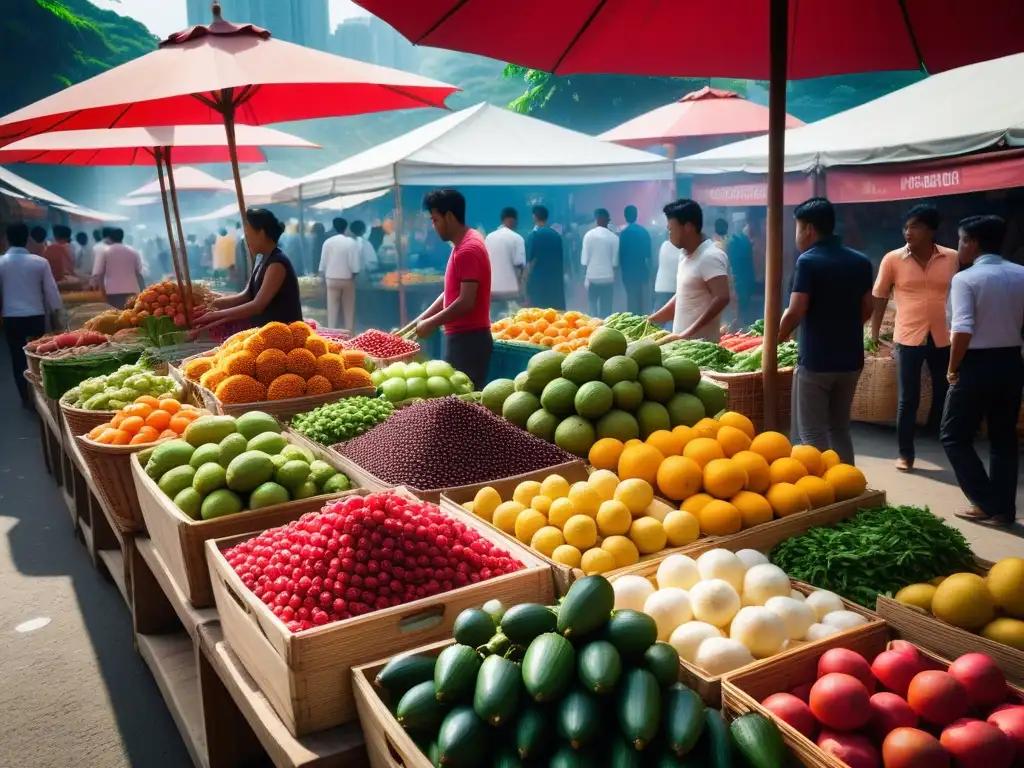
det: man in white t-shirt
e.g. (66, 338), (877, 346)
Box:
(581, 208), (619, 317)
(649, 199), (730, 342)
(484, 207), (525, 316)
(319, 217), (361, 330)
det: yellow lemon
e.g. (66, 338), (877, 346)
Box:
(663, 509), (701, 546)
(548, 497), (576, 529)
(588, 438), (625, 471)
(647, 429), (684, 457)
(821, 450), (841, 471)
(564, 515), (598, 549)
(717, 425), (752, 457)
(731, 450), (771, 493)
(552, 544), (582, 569)
(614, 478), (655, 515)
(769, 457), (809, 486)
(681, 492), (716, 515)
(718, 411), (755, 439)
(629, 517), (667, 555)
(530, 526), (565, 557)
(656, 455), (704, 501)
(492, 501), (525, 534)
(596, 500), (633, 536)
(568, 482), (601, 517)
(730, 490), (774, 528)
(515, 509), (548, 544)
(643, 497), (676, 522)
(513, 480), (543, 508)
(791, 444), (825, 477)
(530, 495), (554, 515)
(462, 500), (475, 513)
(540, 474), (571, 499)
(588, 469), (620, 502)
(581, 548), (616, 575)
(602, 536), (640, 568)
(473, 486), (502, 522)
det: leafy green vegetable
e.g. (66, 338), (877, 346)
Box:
(291, 395), (395, 445)
(769, 504), (975, 608)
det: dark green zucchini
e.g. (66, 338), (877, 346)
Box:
(434, 644), (482, 704)
(617, 668), (662, 751)
(472, 654), (521, 726)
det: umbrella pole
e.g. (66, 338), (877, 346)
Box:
(394, 182), (407, 328)
(761, 0), (789, 432)
(164, 148), (196, 329)
(220, 96), (252, 272)
(154, 149), (188, 317)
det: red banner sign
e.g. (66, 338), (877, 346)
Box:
(691, 174), (815, 207)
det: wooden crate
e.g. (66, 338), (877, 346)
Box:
(721, 624), (1024, 768)
(607, 552), (882, 706)
(132, 438), (359, 608)
(205, 494), (556, 737)
(352, 640), (452, 768)
(197, 385), (378, 421)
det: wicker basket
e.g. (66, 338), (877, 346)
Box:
(25, 350), (44, 377)
(60, 400), (116, 436)
(75, 436), (157, 532)
(704, 368), (793, 432)
(23, 369), (45, 399)
(852, 353), (898, 424)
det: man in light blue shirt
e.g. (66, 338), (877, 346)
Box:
(943, 215), (1024, 528)
(0, 223), (63, 406)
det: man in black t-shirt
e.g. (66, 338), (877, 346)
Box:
(779, 198), (873, 464)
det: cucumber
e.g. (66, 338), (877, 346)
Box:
(491, 746), (522, 768)
(663, 683), (706, 756)
(396, 680), (446, 732)
(453, 608), (497, 649)
(472, 654), (521, 726)
(556, 575), (614, 639)
(374, 653), (437, 703)
(522, 633), (576, 702)
(577, 640), (622, 695)
(434, 645), (482, 704)
(557, 688), (601, 749)
(704, 709), (735, 768)
(499, 603), (557, 645)
(609, 735), (645, 768)
(428, 741), (440, 767)
(729, 713), (785, 768)
(605, 609), (659, 661)
(617, 668), (661, 751)
(437, 706), (487, 767)
(513, 704), (553, 760)
(645, 642), (681, 687)
(549, 745), (594, 768)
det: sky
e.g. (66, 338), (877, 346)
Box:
(89, 0), (369, 38)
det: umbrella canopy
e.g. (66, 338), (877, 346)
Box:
(355, 0), (1024, 78)
(125, 166), (232, 198)
(0, 7), (456, 146)
(598, 87), (803, 150)
(182, 170), (296, 222)
(274, 102), (673, 201)
(0, 124), (318, 166)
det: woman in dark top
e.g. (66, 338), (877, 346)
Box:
(194, 208), (302, 332)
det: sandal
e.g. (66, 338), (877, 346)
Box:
(953, 506), (989, 522)
(895, 457), (913, 472)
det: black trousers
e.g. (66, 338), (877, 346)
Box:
(623, 281), (645, 315)
(4, 315), (46, 404)
(940, 347), (1023, 521)
(444, 329), (494, 391)
(895, 335), (950, 460)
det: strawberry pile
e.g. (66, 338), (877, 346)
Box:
(224, 491), (524, 633)
(346, 329), (419, 359)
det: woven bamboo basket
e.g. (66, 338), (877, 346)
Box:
(851, 353), (898, 424)
(25, 349), (44, 377)
(704, 368), (794, 432)
(23, 369), (45, 399)
(60, 400), (116, 436)
(75, 436), (165, 532)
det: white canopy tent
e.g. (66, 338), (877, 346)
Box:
(274, 102), (673, 202)
(181, 170), (295, 223)
(675, 52), (1024, 175)
(0, 166), (126, 221)
(312, 188), (391, 211)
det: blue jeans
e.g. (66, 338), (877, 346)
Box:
(895, 336), (949, 461)
(587, 282), (614, 318)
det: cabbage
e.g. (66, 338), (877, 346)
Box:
(124, 374), (152, 390)
(107, 399), (128, 410)
(83, 393), (111, 410)
(80, 380), (105, 396)
(111, 387), (137, 401)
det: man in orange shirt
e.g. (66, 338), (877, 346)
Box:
(42, 224), (75, 282)
(871, 204), (958, 471)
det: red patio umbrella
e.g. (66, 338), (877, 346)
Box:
(598, 87), (804, 153)
(353, 0), (1024, 426)
(0, 3), (457, 245)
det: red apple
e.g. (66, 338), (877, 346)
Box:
(817, 729), (880, 768)
(988, 706), (1024, 761)
(790, 682), (813, 703)
(948, 654), (1008, 710)
(818, 648), (876, 692)
(888, 640), (922, 662)
(872, 649), (924, 698)
(870, 692), (918, 740)
(883, 727), (950, 768)
(810, 673), (872, 731)
(940, 718), (1015, 768)
(907, 671), (969, 726)
(762, 693), (816, 739)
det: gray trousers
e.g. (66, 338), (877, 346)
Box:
(791, 366), (862, 465)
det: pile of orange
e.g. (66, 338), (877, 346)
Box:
(85, 396), (205, 446)
(491, 308), (603, 353)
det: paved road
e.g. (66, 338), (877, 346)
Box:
(0, 341), (1019, 767)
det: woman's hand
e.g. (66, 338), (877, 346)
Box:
(193, 309), (230, 330)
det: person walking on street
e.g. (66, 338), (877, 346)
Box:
(42, 225), (75, 282)
(619, 205), (652, 315)
(319, 217), (361, 331)
(649, 199), (730, 342)
(944, 215), (1024, 529)
(416, 189), (493, 389)
(74, 231), (93, 276)
(581, 208), (619, 317)
(484, 206), (526, 318)
(779, 198), (873, 464)
(92, 228), (143, 309)
(871, 204), (958, 471)
(524, 205), (566, 311)
(0, 223), (63, 406)
(27, 226), (47, 257)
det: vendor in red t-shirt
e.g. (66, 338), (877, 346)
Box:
(415, 189), (493, 388)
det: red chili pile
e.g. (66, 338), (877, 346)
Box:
(335, 396), (577, 490)
(346, 329), (419, 359)
(223, 490), (523, 633)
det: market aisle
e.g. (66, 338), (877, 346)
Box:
(0, 348), (189, 767)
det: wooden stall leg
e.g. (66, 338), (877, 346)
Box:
(197, 630), (266, 767)
(130, 537), (181, 637)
